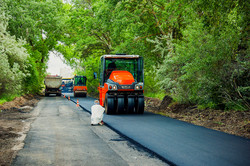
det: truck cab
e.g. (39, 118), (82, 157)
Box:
(73, 75), (87, 97)
(98, 55), (144, 114)
(61, 78), (73, 93)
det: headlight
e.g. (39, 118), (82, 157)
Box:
(135, 83), (143, 90)
(108, 84), (117, 90)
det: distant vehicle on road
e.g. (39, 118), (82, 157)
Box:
(61, 78), (73, 92)
(44, 75), (62, 96)
(97, 54), (144, 114)
(73, 75), (87, 97)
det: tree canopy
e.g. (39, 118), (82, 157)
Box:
(0, 0), (249, 110)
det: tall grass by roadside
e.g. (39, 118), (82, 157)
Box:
(0, 94), (21, 105)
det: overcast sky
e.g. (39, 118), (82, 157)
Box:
(46, 51), (74, 76)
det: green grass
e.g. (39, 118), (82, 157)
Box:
(0, 94), (21, 105)
(0, 99), (8, 105)
(144, 91), (166, 100)
(213, 121), (225, 125)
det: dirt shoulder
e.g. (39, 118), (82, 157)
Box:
(145, 96), (250, 139)
(0, 94), (41, 166)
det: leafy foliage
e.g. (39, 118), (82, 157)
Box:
(154, 0), (249, 110)
(61, 0), (248, 110)
(0, 4), (28, 98)
(1, 0), (66, 100)
(1, 0), (248, 110)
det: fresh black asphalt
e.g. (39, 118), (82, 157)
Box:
(65, 93), (250, 166)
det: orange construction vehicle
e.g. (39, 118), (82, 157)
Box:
(98, 54), (144, 114)
(73, 75), (87, 97)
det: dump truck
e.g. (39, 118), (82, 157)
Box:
(73, 75), (87, 97)
(98, 54), (144, 114)
(44, 75), (62, 96)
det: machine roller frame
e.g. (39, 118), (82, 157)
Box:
(98, 54), (145, 115)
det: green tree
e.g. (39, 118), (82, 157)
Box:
(2, 0), (67, 95)
(154, 0), (249, 110)
(0, 3), (29, 99)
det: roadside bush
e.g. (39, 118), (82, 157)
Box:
(23, 55), (41, 94)
(0, 5), (29, 98)
(156, 19), (249, 110)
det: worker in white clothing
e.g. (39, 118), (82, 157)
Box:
(91, 100), (105, 125)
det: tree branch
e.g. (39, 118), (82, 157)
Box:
(147, 0), (166, 36)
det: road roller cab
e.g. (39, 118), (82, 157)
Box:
(73, 75), (87, 97)
(98, 55), (144, 114)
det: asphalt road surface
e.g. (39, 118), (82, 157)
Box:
(12, 96), (167, 166)
(64, 93), (250, 166)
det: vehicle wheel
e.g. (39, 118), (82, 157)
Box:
(127, 96), (135, 113)
(136, 96), (144, 114)
(116, 96), (125, 114)
(45, 93), (49, 97)
(74, 92), (76, 97)
(105, 96), (115, 115)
